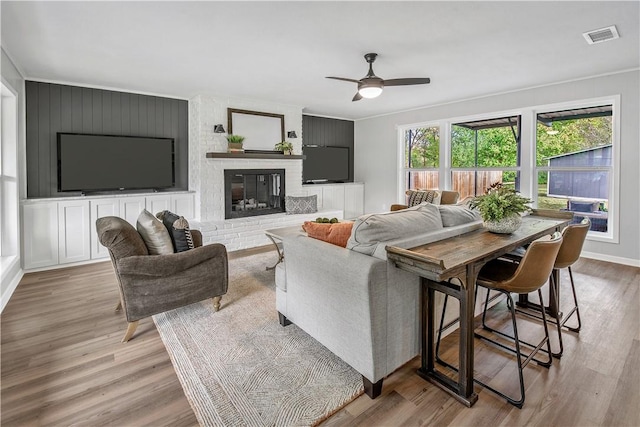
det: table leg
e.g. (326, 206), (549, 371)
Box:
(459, 265), (478, 400)
(265, 234), (284, 271)
(417, 276), (478, 407)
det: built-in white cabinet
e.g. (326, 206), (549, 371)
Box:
(344, 184), (365, 219)
(171, 193), (195, 219)
(145, 195), (171, 216)
(120, 197), (147, 226)
(90, 198), (120, 259)
(301, 183), (364, 219)
(22, 203), (59, 269)
(58, 200), (91, 264)
(21, 192), (195, 270)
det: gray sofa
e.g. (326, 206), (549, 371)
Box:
(275, 203), (481, 398)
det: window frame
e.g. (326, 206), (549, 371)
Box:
(395, 96), (620, 243)
(532, 96), (620, 243)
(396, 121), (444, 205)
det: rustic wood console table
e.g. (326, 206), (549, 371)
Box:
(386, 214), (570, 406)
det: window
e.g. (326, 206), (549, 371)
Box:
(535, 105), (613, 234)
(1, 82), (19, 265)
(396, 97), (619, 242)
(401, 125), (440, 202)
(450, 115), (521, 199)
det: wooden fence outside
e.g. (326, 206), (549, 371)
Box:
(408, 171), (504, 200)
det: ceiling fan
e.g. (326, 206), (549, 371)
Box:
(326, 53), (431, 102)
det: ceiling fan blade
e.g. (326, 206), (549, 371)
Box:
(383, 78), (431, 86)
(352, 92), (363, 102)
(326, 76), (361, 84)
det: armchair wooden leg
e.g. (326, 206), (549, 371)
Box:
(213, 296), (222, 312)
(115, 301), (122, 312)
(121, 321), (139, 343)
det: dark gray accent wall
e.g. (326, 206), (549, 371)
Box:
(302, 115), (354, 182)
(26, 81), (188, 198)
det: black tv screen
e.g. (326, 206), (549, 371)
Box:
(57, 133), (175, 192)
(303, 146), (350, 183)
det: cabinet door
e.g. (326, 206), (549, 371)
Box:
(321, 185), (345, 211)
(58, 200), (91, 264)
(146, 195), (171, 216)
(344, 184), (364, 219)
(22, 203), (59, 269)
(303, 187), (323, 210)
(90, 198), (120, 259)
(171, 193), (195, 219)
(119, 197), (146, 226)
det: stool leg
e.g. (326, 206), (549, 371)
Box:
(549, 273), (564, 359)
(564, 266), (582, 332)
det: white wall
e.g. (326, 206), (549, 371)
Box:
(1, 47), (26, 311)
(189, 94), (303, 221)
(354, 70), (640, 264)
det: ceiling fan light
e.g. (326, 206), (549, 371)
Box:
(358, 86), (383, 99)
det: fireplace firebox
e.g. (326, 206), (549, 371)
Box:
(224, 169), (286, 219)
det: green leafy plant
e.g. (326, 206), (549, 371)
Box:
(274, 141), (294, 154)
(226, 135), (245, 144)
(469, 184), (532, 222)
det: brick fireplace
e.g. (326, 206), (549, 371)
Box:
(188, 95), (342, 251)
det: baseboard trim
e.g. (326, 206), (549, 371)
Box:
(23, 257), (111, 274)
(1, 267), (24, 313)
(581, 251), (640, 268)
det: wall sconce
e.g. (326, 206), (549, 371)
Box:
(214, 124), (226, 133)
(287, 131), (298, 138)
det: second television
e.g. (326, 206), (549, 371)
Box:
(302, 146), (350, 183)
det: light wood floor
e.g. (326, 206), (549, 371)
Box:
(2, 249), (638, 426)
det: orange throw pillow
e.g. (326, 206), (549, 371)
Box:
(302, 221), (354, 248)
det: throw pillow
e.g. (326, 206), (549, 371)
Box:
(156, 210), (195, 253)
(302, 221), (354, 248)
(347, 203), (444, 256)
(285, 195), (317, 214)
(406, 189), (438, 207)
(136, 209), (174, 255)
(437, 205), (482, 227)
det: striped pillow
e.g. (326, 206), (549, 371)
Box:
(406, 190), (438, 207)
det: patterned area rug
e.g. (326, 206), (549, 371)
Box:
(153, 251), (363, 426)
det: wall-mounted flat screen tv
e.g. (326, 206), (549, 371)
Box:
(57, 133), (175, 192)
(303, 145), (350, 183)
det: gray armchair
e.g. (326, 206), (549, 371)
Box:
(96, 216), (228, 342)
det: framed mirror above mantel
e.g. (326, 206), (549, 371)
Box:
(227, 108), (285, 152)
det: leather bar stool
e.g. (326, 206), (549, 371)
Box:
(511, 218), (590, 357)
(437, 232), (563, 408)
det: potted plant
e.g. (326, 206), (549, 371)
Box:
(469, 184), (532, 233)
(274, 141), (294, 155)
(226, 135), (245, 152)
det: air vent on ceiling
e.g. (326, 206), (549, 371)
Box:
(583, 25), (619, 45)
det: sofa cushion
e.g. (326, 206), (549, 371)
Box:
(156, 210), (195, 253)
(406, 189), (438, 207)
(136, 209), (174, 255)
(437, 205), (481, 227)
(285, 195), (318, 214)
(302, 221), (354, 247)
(347, 203), (444, 256)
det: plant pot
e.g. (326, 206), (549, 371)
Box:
(227, 142), (244, 152)
(483, 214), (522, 234)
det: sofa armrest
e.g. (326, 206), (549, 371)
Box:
(116, 243), (227, 276)
(281, 235), (388, 381)
(390, 204), (408, 211)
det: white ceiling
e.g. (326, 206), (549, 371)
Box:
(2, 1), (639, 120)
